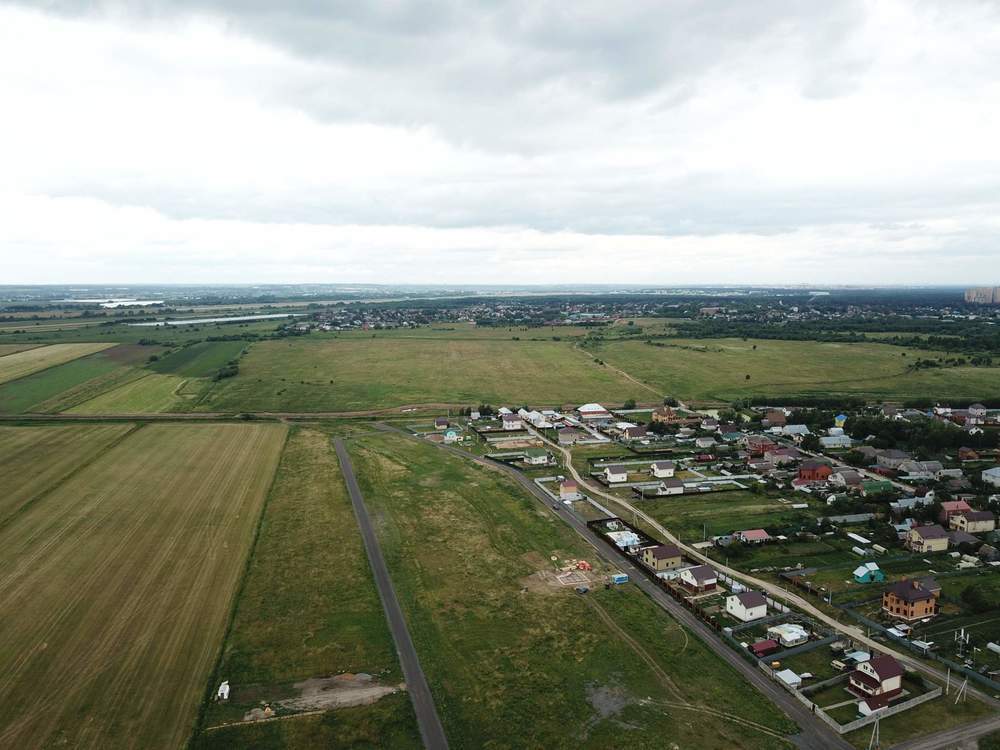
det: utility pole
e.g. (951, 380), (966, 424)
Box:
(954, 677), (968, 705)
(866, 715), (880, 750)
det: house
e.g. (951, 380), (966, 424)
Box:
(898, 459), (944, 479)
(523, 448), (550, 465)
(501, 413), (523, 430)
(737, 529), (770, 544)
(939, 499), (973, 525)
(656, 478), (684, 496)
(641, 544), (683, 571)
(679, 565), (717, 592)
(950, 511), (996, 533)
(876, 450), (911, 470)
(969, 403), (988, 419)
(853, 562), (885, 583)
(743, 435), (778, 456)
(982, 467), (1000, 488)
(849, 655), (904, 711)
(765, 447), (800, 466)
(469, 410), (481, 420)
(576, 403), (613, 424)
(782, 424), (811, 438)
(701, 418), (719, 431)
(775, 669), (802, 689)
(882, 578), (940, 620)
(695, 436), (717, 449)
(767, 622), (810, 647)
(948, 529), (979, 547)
(443, 429), (460, 444)
(830, 470), (863, 489)
(820, 435), (854, 449)
(763, 410), (787, 427)
(434, 417), (450, 430)
(651, 406), (683, 424)
(862, 479), (894, 497)
(622, 425), (648, 441)
(958, 447), (980, 462)
(750, 639), (780, 658)
(906, 525), (949, 553)
(726, 590), (768, 622)
(559, 479), (581, 501)
(603, 465), (628, 483)
(650, 460), (676, 478)
(557, 428), (584, 446)
(799, 460), (833, 482)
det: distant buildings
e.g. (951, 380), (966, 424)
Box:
(965, 287), (1000, 304)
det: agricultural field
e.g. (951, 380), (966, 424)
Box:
(198, 338), (641, 413)
(197, 427), (419, 747)
(151, 341), (247, 378)
(347, 433), (797, 749)
(0, 422), (286, 750)
(0, 342), (115, 385)
(68, 372), (194, 414)
(0, 423), (137, 525)
(0, 343), (42, 356)
(595, 338), (1000, 402)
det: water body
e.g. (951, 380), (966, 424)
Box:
(130, 313), (303, 327)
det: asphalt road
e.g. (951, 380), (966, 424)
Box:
(377, 424), (851, 750)
(332, 438), (449, 750)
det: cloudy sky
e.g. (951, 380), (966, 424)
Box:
(2, 1), (999, 284)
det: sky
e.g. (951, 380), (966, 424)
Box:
(2, 1), (999, 285)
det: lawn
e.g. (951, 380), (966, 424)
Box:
(596, 338), (1000, 402)
(0, 422), (286, 750)
(0, 342), (116, 385)
(0, 423), (137, 525)
(197, 427), (419, 744)
(67, 372), (194, 413)
(347, 433), (797, 749)
(198, 338), (642, 413)
(151, 341), (247, 378)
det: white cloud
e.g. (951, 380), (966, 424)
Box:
(1, 1), (999, 282)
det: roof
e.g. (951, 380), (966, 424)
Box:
(963, 511), (995, 522)
(866, 655), (904, 681)
(801, 459), (831, 470)
(501, 413), (520, 421)
(652, 461), (676, 469)
(524, 448), (547, 457)
(750, 639), (779, 654)
(577, 403), (610, 414)
(885, 577), (940, 602)
(660, 478), (683, 488)
(648, 544), (682, 560)
(735, 591), (767, 609)
(605, 464), (627, 474)
(949, 530), (979, 545)
(911, 524), (947, 540)
(942, 500), (973, 511)
(739, 529), (770, 541)
(685, 564), (717, 583)
(560, 479), (578, 488)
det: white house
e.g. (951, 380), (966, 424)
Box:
(603, 465), (628, 483)
(849, 655), (903, 711)
(216, 680), (230, 701)
(726, 591), (768, 622)
(679, 565), (717, 592)
(559, 479), (581, 501)
(501, 413), (523, 430)
(982, 467), (1000, 488)
(657, 478), (684, 496)
(523, 448), (550, 465)
(695, 436), (717, 449)
(577, 403), (613, 424)
(820, 435), (854, 449)
(650, 460), (676, 478)
(767, 623), (809, 647)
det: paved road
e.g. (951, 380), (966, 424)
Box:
(377, 424), (850, 750)
(332, 438), (449, 750)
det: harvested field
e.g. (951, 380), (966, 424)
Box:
(0, 422), (287, 750)
(68, 372), (191, 413)
(0, 423), (136, 524)
(151, 341), (246, 378)
(0, 342), (115, 385)
(0, 343), (43, 356)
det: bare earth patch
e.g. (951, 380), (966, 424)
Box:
(240, 674), (405, 721)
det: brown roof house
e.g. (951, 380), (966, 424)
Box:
(849, 655), (904, 711)
(905, 525), (949, 553)
(725, 591), (768, 622)
(939, 500), (973, 525)
(950, 510), (996, 534)
(882, 577), (940, 621)
(641, 544), (683, 571)
(679, 565), (717, 592)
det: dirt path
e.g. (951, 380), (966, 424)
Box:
(572, 342), (665, 399)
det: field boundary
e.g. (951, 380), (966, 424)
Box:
(188, 424), (292, 746)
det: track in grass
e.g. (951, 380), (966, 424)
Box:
(0, 422), (287, 750)
(67, 372), (192, 414)
(0, 343), (116, 385)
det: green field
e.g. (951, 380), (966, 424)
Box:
(348, 433), (796, 749)
(596, 338), (1000, 401)
(198, 338), (641, 413)
(0, 423), (137, 524)
(68, 372), (194, 413)
(0, 342), (116, 385)
(151, 341), (247, 378)
(0, 422), (287, 750)
(198, 427), (419, 746)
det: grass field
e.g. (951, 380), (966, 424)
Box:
(198, 427), (419, 746)
(0, 422), (286, 749)
(0, 423), (137, 525)
(348, 434), (796, 749)
(151, 341), (247, 378)
(0, 343), (42, 356)
(0, 342), (115, 385)
(67, 372), (193, 413)
(596, 338), (1000, 401)
(199, 338), (641, 412)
